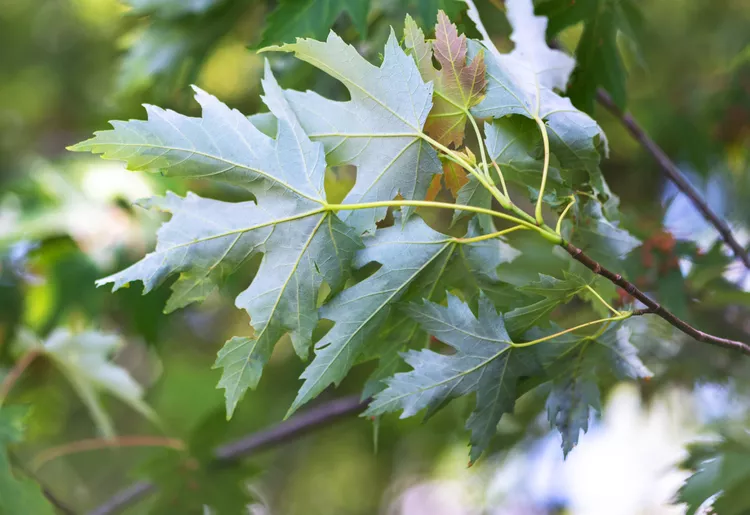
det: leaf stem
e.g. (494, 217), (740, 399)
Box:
(584, 284), (621, 316)
(533, 116), (551, 225)
(555, 196), (576, 235)
(511, 313), (630, 348)
(491, 160), (510, 200)
(420, 133), (510, 209)
(0, 349), (40, 408)
(327, 200), (560, 242)
(453, 225), (527, 244)
(466, 114), (491, 180)
(585, 321), (613, 342)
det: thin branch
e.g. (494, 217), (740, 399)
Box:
(87, 395), (366, 515)
(87, 482), (154, 515)
(564, 241), (750, 355)
(10, 454), (77, 515)
(43, 484), (78, 515)
(596, 89), (750, 269)
(0, 349), (40, 407)
(32, 436), (185, 471)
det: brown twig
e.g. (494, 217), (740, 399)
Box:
(87, 395), (367, 515)
(32, 436), (185, 472)
(595, 88), (750, 269)
(564, 241), (750, 355)
(0, 349), (40, 407)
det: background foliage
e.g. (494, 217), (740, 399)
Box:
(1, 0), (749, 513)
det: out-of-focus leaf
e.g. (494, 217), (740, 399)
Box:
(0, 407), (54, 515)
(117, 3), (240, 95)
(139, 407), (258, 514)
(258, 0), (370, 48)
(15, 328), (155, 438)
(679, 434), (750, 515)
(536, 0), (643, 112)
(124, 0), (225, 17)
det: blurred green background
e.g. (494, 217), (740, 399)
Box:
(0, 0), (749, 513)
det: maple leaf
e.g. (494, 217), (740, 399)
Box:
(289, 216), (456, 414)
(367, 294), (538, 462)
(531, 323), (651, 454)
(463, 0), (607, 182)
(546, 372), (600, 457)
(361, 218), (520, 398)
(72, 64), (363, 417)
(265, 31), (442, 233)
(404, 12), (487, 148)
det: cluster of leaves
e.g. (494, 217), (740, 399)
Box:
(73, 0), (650, 463)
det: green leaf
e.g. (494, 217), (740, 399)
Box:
(0, 407), (55, 515)
(536, 0), (643, 112)
(463, 0), (607, 183)
(405, 12), (487, 147)
(570, 200), (640, 270)
(115, 4), (239, 96)
(414, 0), (463, 25)
(258, 0), (370, 47)
(546, 371), (600, 457)
(367, 294), (538, 462)
(504, 273), (589, 336)
(71, 66), (328, 203)
(530, 322), (651, 454)
(484, 117), (565, 194)
(362, 218), (520, 398)
(290, 215), (454, 414)
(15, 329), (156, 438)
(265, 31), (442, 233)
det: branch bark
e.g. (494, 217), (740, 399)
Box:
(595, 89), (750, 269)
(564, 241), (750, 355)
(87, 395), (367, 515)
